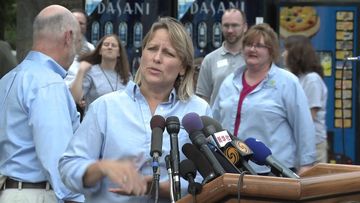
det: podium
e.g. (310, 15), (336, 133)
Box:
(176, 163), (360, 202)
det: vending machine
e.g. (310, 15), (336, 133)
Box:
(85, 0), (268, 72)
(85, 0), (174, 74)
(177, 0), (266, 58)
(277, 2), (360, 164)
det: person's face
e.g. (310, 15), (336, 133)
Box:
(222, 11), (247, 45)
(73, 12), (87, 35)
(99, 36), (120, 60)
(243, 36), (272, 69)
(140, 28), (185, 89)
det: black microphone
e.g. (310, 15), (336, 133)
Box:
(150, 115), (165, 203)
(165, 116), (181, 201)
(182, 112), (225, 176)
(346, 56), (360, 61)
(201, 116), (257, 175)
(182, 143), (216, 184)
(244, 138), (300, 179)
(150, 115), (165, 172)
(179, 159), (202, 195)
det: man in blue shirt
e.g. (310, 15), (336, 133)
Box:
(0, 5), (84, 203)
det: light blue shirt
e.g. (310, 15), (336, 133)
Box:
(0, 51), (84, 202)
(82, 64), (131, 113)
(59, 81), (212, 203)
(196, 43), (245, 106)
(299, 72), (328, 144)
(212, 63), (316, 173)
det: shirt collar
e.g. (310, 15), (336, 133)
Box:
(126, 81), (177, 105)
(234, 63), (279, 88)
(27, 51), (67, 78)
(220, 42), (242, 56)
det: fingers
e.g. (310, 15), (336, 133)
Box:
(101, 159), (148, 196)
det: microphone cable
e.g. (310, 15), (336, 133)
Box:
(236, 171), (248, 203)
(153, 169), (160, 203)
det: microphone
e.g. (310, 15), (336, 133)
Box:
(346, 56), (360, 61)
(165, 116), (181, 201)
(244, 138), (300, 179)
(150, 115), (165, 203)
(182, 143), (216, 184)
(201, 116), (257, 175)
(150, 115), (165, 172)
(179, 159), (202, 195)
(182, 112), (225, 176)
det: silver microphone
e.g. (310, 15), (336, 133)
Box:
(165, 155), (175, 203)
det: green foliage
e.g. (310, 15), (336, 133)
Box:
(3, 0), (17, 49)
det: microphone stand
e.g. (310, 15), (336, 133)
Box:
(166, 116), (181, 200)
(152, 154), (160, 203)
(165, 155), (175, 203)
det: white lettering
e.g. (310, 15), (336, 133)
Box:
(189, 1), (243, 16)
(97, 1), (150, 15)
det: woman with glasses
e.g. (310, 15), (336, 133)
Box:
(212, 23), (316, 175)
(70, 34), (131, 114)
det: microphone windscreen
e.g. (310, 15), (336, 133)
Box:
(182, 143), (214, 178)
(200, 116), (223, 132)
(244, 138), (272, 165)
(150, 115), (166, 130)
(166, 116), (180, 134)
(182, 112), (204, 134)
(179, 159), (197, 180)
(150, 127), (164, 156)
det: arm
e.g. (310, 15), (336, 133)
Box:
(286, 81), (316, 168)
(83, 160), (148, 196)
(310, 107), (320, 120)
(70, 61), (91, 103)
(195, 58), (212, 104)
(31, 84), (83, 202)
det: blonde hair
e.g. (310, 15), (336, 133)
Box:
(134, 17), (195, 101)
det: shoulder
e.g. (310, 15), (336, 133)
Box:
(86, 64), (101, 75)
(188, 94), (210, 105)
(203, 47), (223, 61)
(89, 90), (126, 111)
(301, 72), (322, 82)
(272, 65), (299, 82)
(181, 94), (211, 112)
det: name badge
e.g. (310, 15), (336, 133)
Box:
(217, 59), (228, 68)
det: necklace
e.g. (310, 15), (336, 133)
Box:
(100, 68), (118, 92)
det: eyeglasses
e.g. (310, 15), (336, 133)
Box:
(222, 23), (243, 30)
(244, 43), (269, 50)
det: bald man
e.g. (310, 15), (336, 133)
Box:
(0, 5), (84, 203)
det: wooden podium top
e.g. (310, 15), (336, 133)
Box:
(176, 163), (360, 202)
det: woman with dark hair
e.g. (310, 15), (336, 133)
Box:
(284, 35), (328, 163)
(70, 34), (131, 113)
